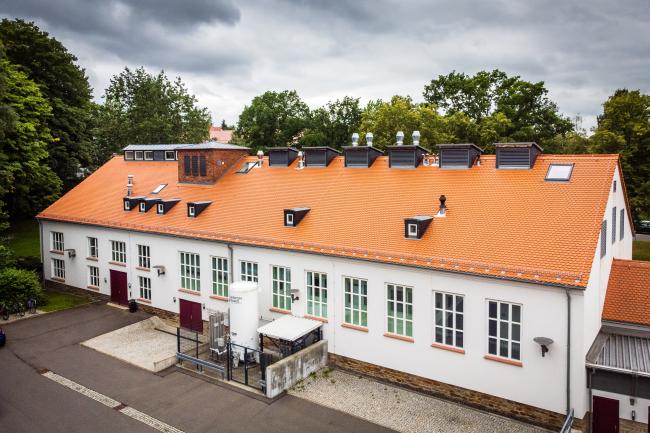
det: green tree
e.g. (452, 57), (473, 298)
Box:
(0, 19), (94, 190)
(300, 97), (362, 149)
(590, 89), (650, 221)
(94, 67), (211, 163)
(235, 90), (309, 150)
(423, 70), (573, 149)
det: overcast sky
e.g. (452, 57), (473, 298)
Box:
(3, 0), (649, 130)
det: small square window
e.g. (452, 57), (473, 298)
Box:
(286, 213), (294, 226)
(124, 201), (131, 210)
(165, 151), (175, 160)
(124, 151), (134, 160)
(407, 223), (418, 237)
(134, 151), (144, 160)
(157, 203), (164, 214)
(144, 151), (153, 160)
(613, 180), (617, 192)
(189, 206), (195, 217)
(139, 202), (146, 212)
(545, 164), (574, 181)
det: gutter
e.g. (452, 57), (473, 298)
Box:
(227, 244), (234, 283)
(584, 363), (650, 379)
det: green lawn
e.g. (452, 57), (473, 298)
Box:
(633, 240), (650, 261)
(40, 290), (91, 312)
(7, 218), (40, 258)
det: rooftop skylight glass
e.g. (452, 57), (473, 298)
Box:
(545, 164), (574, 181)
(151, 184), (167, 194)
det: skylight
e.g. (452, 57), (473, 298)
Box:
(151, 184), (167, 194)
(545, 164), (574, 181)
(237, 161), (259, 174)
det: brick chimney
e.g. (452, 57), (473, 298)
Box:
(177, 143), (249, 184)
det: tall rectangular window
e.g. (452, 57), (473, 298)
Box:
(272, 265), (291, 311)
(487, 300), (521, 361)
(88, 266), (99, 287)
(306, 271), (327, 319)
(612, 207), (617, 244)
(180, 252), (200, 291)
(600, 220), (607, 258)
(137, 244), (150, 269)
(620, 208), (625, 240)
(344, 277), (368, 327)
(386, 284), (413, 337)
(52, 258), (65, 280)
(240, 261), (258, 282)
(199, 156), (207, 176)
(184, 155), (190, 175)
(434, 292), (464, 348)
(87, 237), (98, 258)
(51, 231), (64, 252)
(139, 276), (151, 300)
(212, 257), (229, 297)
(191, 156), (199, 176)
(111, 240), (126, 263)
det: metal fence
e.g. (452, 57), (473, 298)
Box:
(559, 409), (574, 433)
(227, 342), (272, 392)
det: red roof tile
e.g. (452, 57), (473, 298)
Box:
(603, 259), (650, 326)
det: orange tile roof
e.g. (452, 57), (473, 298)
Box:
(209, 126), (233, 143)
(38, 153), (625, 288)
(603, 259), (650, 326)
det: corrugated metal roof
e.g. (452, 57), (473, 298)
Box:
(589, 332), (650, 375)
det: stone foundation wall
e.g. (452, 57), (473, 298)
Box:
(329, 353), (577, 431)
(44, 279), (109, 302)
(620, 418), (648, 433)
(136, 302), (179, 323)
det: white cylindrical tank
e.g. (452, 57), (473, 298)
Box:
(228, 281), (259, 355)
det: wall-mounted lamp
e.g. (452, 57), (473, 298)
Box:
(173, 297), (176, 303)
(631, 410), (636, 421)
(104, 277), (107, 283)
(290, 289), (300, 302)
(153, 265), (166, 276)
(533, 337), (554, 357)
(202, 303), (206, 310)
(65, 248), (76, 258)
(128, 282), (131, 289)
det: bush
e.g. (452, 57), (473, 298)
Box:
(0, 267), (44, 308)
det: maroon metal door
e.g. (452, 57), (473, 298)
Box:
(593, 396), (619, 433)
(179, 299), (203, 333)
(109, 270), (128, 305)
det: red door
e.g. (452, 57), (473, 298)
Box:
(179, 299), (203, 333)
(593, 396), (619, 433)
(110, 270), (128, 305)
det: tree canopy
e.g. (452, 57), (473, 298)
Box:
(0, 19), (94, 190)
(93, 67), (211, 163)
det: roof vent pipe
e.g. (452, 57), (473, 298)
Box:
(297, 150), (304, 169)
(351, 132), (359, 147)
(127, 175), (134, 197)
(412, 130), (420, 146)
(396, 131), (404, 146)
(366, 132), (373, 147)
(437, 194), (447, 217)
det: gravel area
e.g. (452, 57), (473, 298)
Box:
(289, 368), (551, 433)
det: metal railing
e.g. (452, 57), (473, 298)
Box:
(559, 409), (574, 433)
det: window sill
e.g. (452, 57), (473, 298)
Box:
(51, 277), (65, 282)
(270, 307), (291, 315)
(431, 342), (465, 354)
(178, 288), (201, 296)
(86, 257), (98, 262)
(135, 266), (150, 272)
(304, 314), (328, 323)
(210, 295), (229, 302)
(50, 250), (64, 255)
(86, 285), (100, 291)
(137, 298), (152, 304)
(484, 354), (522, 367)
(341, 323), (368, 333)
(384, 332), (414, 343)
(109, 261), (127, 267)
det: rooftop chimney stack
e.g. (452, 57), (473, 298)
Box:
(351, 133), (359, 147)
(412, 130), (420, 146)
(127, 175), (134, 197)
(366, 132), (374, 147)
(297, 150), (304, 169)
(396, 131), (404, 146)
(257, 150), (264, 166)
(437, 194), (447, 217)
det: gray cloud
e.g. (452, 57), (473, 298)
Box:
(1, 0), (649, 129)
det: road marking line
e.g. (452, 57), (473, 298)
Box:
(42, 371), (184, 433)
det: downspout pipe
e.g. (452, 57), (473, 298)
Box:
(227, 244), (234, 284)
(566, 289), (571, 415)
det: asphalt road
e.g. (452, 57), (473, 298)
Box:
(0, 303), (394, 433)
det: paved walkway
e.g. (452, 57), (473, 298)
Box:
(0, 303), (393, 433)
(289, 368), (552, 433)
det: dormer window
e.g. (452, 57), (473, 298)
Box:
(165, 151), (176, 160)
(156, 199), (180, 215)
(124, 151), (134, 161)
(303, 147), (341, 167)
(135, 151), (144, 160)
(495, 142), (542, 169)
(187, 201), (211, 217)
(387, 145), (429, 168)
(124, 201), (131, 210)
(157, 203), (164, 214)
(437, 144), (483, 169)
(188, 205), (195, 217)
(123, 196), (144, 211)
(404, 216), (433, 239)
(284, 208), (310, 227)
(144, 151), (154, 160)
(269, 147), (299, 167)
(139, 202), (146, 212)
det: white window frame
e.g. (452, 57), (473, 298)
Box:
(134, 151), (144, 160)
(306, 271), (328, 319)
(88, 265), (100, 287)
(111, 240), (126, 263)
(87, 237), (98, 258)
(344, 276), (368, 327)
(211, 256), (229, 297)
(124, 151), (134, 160)
(157, 203), (165, 214)
(286, 213), (294, 226)
(240, 261), (258, 282)
(52, 258), (65, 280)
(144, 151), (154, 160)
(151, 184), (167, 194)
(139, 202), (146, 212)
(180, 252), (200, 291)
(188, 206), (195, 217)
(545, 163), (574, 181)
(272, 265), (292, 311)
(386, 283), (413, 337)
(165, 150), (176, 160)
(137, 244), (150, 269)
(51, 231), (64, 252)
(124, 200), (131, 210)
(433, 291), (464, 348)
(139, 276), (151, 300)
(407, 223), (418, 237)
(487, 300), (522, 361)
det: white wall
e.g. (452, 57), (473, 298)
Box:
(41, 219), (590, 415)
(593, 389), (650, 424)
